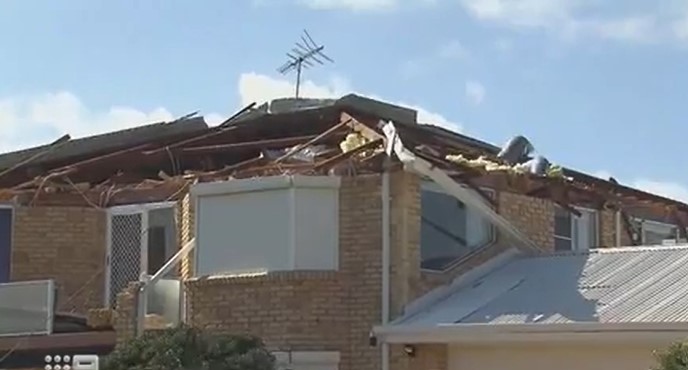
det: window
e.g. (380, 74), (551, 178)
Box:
(420, 182), (494, 271)
(554, 206), (598, 252)
(106, 202), (177, 306)
(638, 219), (678, 245)
(0, 207), (12, 283)
(192, 175), (340, 276)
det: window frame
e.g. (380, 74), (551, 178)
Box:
(636, 218), (678, 245)
(419, 181), (497, 273)
(553, 205), (599, 252)
(192, 175), (341, 276)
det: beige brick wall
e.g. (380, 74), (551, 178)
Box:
(179, 192), (195, 280)
(180, 172), (626, 370)
(599, 209), (632, 247)
(11, 206), (107, 313)
(498, 191), (555, 250)
(185, 174), (384, 370)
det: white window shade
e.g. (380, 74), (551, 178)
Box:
(192, 176), (340, 277)
(640, 220), (678, 245)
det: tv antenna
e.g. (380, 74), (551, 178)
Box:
(277, 29), (334, 99)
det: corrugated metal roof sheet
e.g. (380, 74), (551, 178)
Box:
(399, 246), (688, 326)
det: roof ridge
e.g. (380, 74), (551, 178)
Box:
(532, 244), (688, 258)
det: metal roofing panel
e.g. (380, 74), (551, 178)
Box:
(399, 246), (688, 326)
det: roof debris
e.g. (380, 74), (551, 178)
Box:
(0, 94), (683, 230)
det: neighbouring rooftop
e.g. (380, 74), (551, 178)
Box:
(397, 245), (688, 327)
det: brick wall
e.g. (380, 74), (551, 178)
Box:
(185, 174), (383, 370)
(498, 191), (555, 250)
(599, 209), (632, 247)
(178, 193), (195, 280)
(180, 172), (626, 370)
(11, 206), (107, 313)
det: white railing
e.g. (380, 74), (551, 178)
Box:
(136, 238), (196, 336)
(0, 279), (55, 337)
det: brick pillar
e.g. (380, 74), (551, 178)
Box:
(179, 192), (195, 280)
(389, 171), (421, 319)
(600, 209), (632, 247)
(112, 282), (141, 346)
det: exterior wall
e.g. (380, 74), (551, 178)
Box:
(448, 343), (663, 370)
(419, 191), (555, 293)
(600, 209), (633, 247)
(185, 174), (383, 370)
(181, 171), (629, 370)
(179, 193), (195, 280)
(497, 192), (555, 250)
(391, 344), (448, 370)
(11, 206), (107, 313)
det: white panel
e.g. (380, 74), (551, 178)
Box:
(0, 279), (54, 336)
(294, 188), (339, 270)
(196, 189), (292, 276)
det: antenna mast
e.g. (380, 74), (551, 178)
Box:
(277, 30), (334, 98)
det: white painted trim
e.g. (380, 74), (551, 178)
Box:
(104, 201), (176, 306)
(107, 201), (177, 215)
(46, 279), (55, 335)
(140, 210), (149, 278)
(192, 194), (201, 280)
(288, 187), (297, 270)
(191, 175), (341, 197)
(104, 213), (112, 307)
(374, 322), (688, 345)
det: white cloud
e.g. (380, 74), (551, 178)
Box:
(293, 0), (439, 11)
(465, 80), (486, 105)
(237, 72), (462, 131)
(0, 92), (177, 154)
(0, 72), (460, 154)
(297, 0), (397, 11)
(457, 0), (688, 44)
(438, 40), (471, 60)
(593, 170), (688, 203)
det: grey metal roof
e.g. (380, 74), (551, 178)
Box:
(0, 116), (208, 170)
(399, 245), (688, 326)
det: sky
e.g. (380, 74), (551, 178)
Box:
(1, 0), (688, 201)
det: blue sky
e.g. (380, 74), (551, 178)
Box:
(1, 0), (688, 200)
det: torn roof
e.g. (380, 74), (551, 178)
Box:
(396, 245), (688, 327)
(0, 116), (208, 171)
(0, 94), (684, 222)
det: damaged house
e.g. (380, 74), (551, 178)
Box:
(0, 94), (687, 370)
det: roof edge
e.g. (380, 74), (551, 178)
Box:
(395, 248), (521, 325)
(373, 321), (688, 344)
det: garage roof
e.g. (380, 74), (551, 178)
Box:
(397, 245), (688, 327)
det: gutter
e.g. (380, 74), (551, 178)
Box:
(373, 322), (688, 345)
(380, 158), (391, 370)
